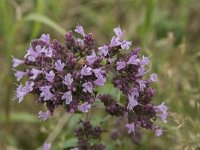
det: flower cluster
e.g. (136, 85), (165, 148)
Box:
(12, 25), (168, 148)
(74, 121), (105, 150)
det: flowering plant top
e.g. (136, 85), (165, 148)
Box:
(13, 25), (167, 149)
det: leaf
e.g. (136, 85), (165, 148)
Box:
(63, 138), (78, 149)
(96, 83), (122, 101)
(23, 13), (66, 35)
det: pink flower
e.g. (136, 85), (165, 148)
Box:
(30, 68), (42, 80)
(98, 45), (109, 56)
(62, 91), (73, 104)
(74, 25), (85, 37)
(155, 128), (163, 136)
(39, 110), (50, 121)
(86, 51), (97, 65)
(116, 61), (126, 70)
(120, 40), (132, 50)
(127, 93), (138, 110)
(55, 60), (65, 72)
(93, 75), (106, 86)
(43, 142), (51, 150)
(40, 34), (50, 45)
(12, 57), (24, 68)
(113, 26), (124, 40)
(125, 123), (135, 134)
(127, 55), (140, 65)
(82, 82), (93, 93)
(154, 102), (168, 123)
(45, 70), (55, 82)
(14, 81), (34, 103)
(63, 73), (73, 86)
(81, 65), (92, 76)
(40, 86), (54, 101)
(150, 73), (158, 82)
(14, 70), (27, 81)
(78, 102), (91, 112)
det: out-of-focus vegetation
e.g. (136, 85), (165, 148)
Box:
(0, 0), (200, 149)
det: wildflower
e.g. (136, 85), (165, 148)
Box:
(55, 60), (65, 72)
(78, 102), (91, 112)
(62, 91), (73, 104)
(40, 34), (50, 45)
(63, 73), (73, 86)
(120, 40), (132, 50)
(14, 81), (34, 103)
(127, 94), (138, 110)
(74, 25), (85, 37)
(155, 128), (163, 137)
(39, 110), (50, 121)
(12, 57), (24, 68)
(150, 73), (158, 82)
(116, 61), (126, 70)
(45, 70), (55, 82)
(40, 86), (54, 101)
(154, 102), (168, 123)
(81, 65), (92, 76)
(93, 75), (106, 86)
(82, 82), (93, 93)
(14, 70), (27, 81)
(127, 55), (140, 65)
(43, 142), (51, 150)
(126, 123), (135, 134)
(98, 45), (109, 56)
(113, 26), (124, 40)
(30, 68), (42, 80)
(86, 51), (97, 65)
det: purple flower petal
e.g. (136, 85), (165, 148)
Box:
(39, 110), (50, 121)
(150, 73), (158, 82)
(40, 86), (54, 101)
(127, 55), (140, 65)
(55, 60), (65, 72)
(113, 26), (124, 40)
(82, 82), (93, 93)
(14, 81), (34, 103)
(40, 34), (50, 45)
(121, 40), (132, 50)
(43, 142), (51, 150)
(81, 65), (92, 76)
(125, 123), (135, 134)
(127, 93), (138, 110)
(154, 102), (168, 123)
(45, 70), (55, 82)
(63, 73), (73, 86)
(12, 57), (24, 68)
(62, 91), (73, 104)
(74, 25), (85, 37)
(78, 102), (91, 112)
(93, 68), (105, 78)
(98, 45), (109, 57)
(30, 68), (42, 80)
(93, 75), (106, 86)
(155, 128), (163, 136)
(86, 51), (97, 65)
(116, 61), (126, 70)
(14, 70), (27, 81)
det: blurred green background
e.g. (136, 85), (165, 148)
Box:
(1, 0), (200, 149)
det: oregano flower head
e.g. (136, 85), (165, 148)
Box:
(12, 25), (168, 149)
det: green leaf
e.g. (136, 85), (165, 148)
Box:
(96, 83), (122, 101)
(63, 138), (78, 149)
(23, 13), (66, 35)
